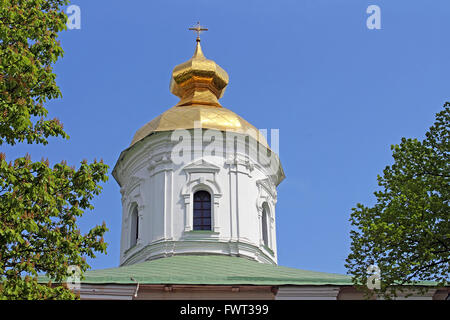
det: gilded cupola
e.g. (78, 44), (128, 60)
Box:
(118, 23), (284, 186)
(128, 32), (272, 150)
(170, 40), (229, 107)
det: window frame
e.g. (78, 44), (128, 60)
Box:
(261, 203), (269, 248)
(129, 204), (139, 248)
(193, 190), (212, 231)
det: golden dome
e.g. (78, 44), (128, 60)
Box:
(130, 40), (270, 149)
(169, 41), (229, 107)
(130, 104), (269, 148)
(119, 36), (284, 185)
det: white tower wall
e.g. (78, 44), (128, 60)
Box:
(114, 129), (280, 266)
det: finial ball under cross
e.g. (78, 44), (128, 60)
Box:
(189, 21), (208, 42)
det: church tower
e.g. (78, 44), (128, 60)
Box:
(112, 24), (285, 266)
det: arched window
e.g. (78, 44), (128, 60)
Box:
(130, 205), (139, 247)
(262, 203), (269, 247)
(193, 190), (211, 231)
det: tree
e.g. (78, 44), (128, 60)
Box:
(346, 102), (450, 299)
(0, 0), (108, 299)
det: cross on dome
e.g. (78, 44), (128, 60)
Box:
(189, 21), (208, 42)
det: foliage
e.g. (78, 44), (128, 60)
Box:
(0, 0), (109, 299)
(346, 102), (450, 299)
(0, 0), (69, 145)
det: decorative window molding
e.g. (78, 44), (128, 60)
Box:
(121, 175), (144, 201)
(180, 160), (222, 234)
(129, 204), (139, 248)
(256, 179), (277, 251)
(125, 201), (145, 251)
(256, 178), (277, 207)
(224, 154), (254, 178)
(261, 203), (269, 247)
(147, 152), (172, 177)
(193, 190), (212, 231)
(121, 176), (145, 255)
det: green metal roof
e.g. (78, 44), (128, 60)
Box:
(40, 255), (354, 286)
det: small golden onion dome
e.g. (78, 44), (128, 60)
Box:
(130, 40), (270, 149)
(169, 41), (229, 107)
(119, 38), (285, 185)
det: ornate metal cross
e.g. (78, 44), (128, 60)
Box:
(189, 21), (208, 41)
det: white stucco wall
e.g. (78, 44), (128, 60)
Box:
(113, 129), (283, 266)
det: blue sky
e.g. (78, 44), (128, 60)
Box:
(3, 0), (450, 275)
